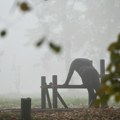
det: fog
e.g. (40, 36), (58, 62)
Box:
(0, 0), (120, 97)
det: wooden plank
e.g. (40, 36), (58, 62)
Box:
(52, 75), (58, 108)
(41, 76), (46, 109)
(45, 86), (52, 108)
(46, 84), (86, 89)
(57, 92), (68, 108)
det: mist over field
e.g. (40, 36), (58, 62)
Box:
(0, 0), (120, 98)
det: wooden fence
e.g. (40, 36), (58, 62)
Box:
(41, 59), (105, 109)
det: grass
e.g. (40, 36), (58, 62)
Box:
(0, 97), (120, 120)
(0, 98), (20, 109)
(0, 97), (120, 109)
(0, 97), (88, 109)
(59, 97), (88, 108)
(0, 97), (40, 109)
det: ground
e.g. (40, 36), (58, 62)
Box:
(0, 108), (120, 120)
(0, 97), (120, 119)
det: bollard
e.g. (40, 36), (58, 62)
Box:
(21, 98), (31, 120)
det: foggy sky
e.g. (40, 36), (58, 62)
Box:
(0, 0), (120, 96)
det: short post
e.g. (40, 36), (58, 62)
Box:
(100, 59), (108, 107)
(52, 75), (58, 108)
(41, 76), (46, 109)
(100, 59), (105, 78)
(21, 98), (31, 120)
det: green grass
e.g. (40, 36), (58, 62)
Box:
(0, 97), (120, 109)
(58, 97), (88, 108)
(0, 98), (20, 109)
(0, 97), (87, 109)
(0, 97), (40, 109)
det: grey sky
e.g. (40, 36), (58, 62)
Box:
(0, 0), (120, 95)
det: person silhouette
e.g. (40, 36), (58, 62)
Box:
(64, 58), (101, 107)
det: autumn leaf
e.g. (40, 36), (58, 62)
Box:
(98, 34), (120, 104)
(115, 93), (120, 102)
(49, 42), (61, 53)
(108, 42), (117, 52)
(117, 34), (120, 43)
(0, 30), (7, 37)
(36, 37), (46, 47)
(18, 2), (31, 12)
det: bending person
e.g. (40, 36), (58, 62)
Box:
(64, 58), (101, 107)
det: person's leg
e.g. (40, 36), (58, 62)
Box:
(64, 65), (75, 85)
(81, 67), (100, 107)
(87, 88), (96, 107)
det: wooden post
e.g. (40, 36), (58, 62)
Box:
(100, 59), (108, 107)
(46, 86), (52, 108)
(52, 75), (58, 108)
(100, 59), (105, 83)
(41, 76), (46, 109)
(100, 59), (105, 76)
(21, 98), (31, 120)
